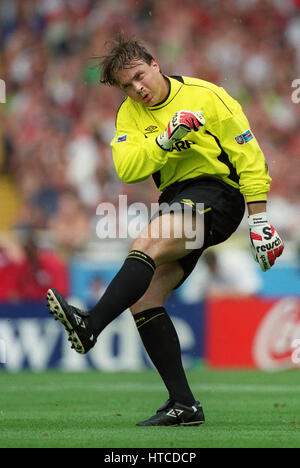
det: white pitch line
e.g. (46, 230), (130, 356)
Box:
(3, 382), (300, 393)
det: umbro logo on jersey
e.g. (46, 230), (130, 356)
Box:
(166, 409), (184, 418)
(144, 125), (158, 138)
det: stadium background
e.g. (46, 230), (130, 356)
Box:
(0, 0), (300, 373)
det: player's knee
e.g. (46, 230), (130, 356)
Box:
(130, 300), (163, 316)
(130, 237), (163, 265)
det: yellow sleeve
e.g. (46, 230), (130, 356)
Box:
(110, 100), (168, 184)
(205, 92), (271, 203)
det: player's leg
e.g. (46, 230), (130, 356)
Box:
(129, 261), (205, 426)
(130, 261), (184, 314)
(47, 211), (197, 354)
(86, 211), (197, 335)
(131, 208), (199, 267)
(130, 262), (196, 405)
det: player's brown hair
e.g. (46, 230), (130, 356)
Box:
(98, 33), (154, 86)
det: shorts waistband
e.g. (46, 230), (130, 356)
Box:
(162, 176), (240, 193)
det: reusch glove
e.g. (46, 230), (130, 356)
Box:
(248, 212), (284, 272)
(156, 110), (205, 151)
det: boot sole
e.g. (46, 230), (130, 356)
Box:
(46, 289), (86, 354)
(179, 420), (205, 426)
(137, 419), (205, 427)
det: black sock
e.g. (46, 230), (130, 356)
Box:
(89, 251), (156, 337)
(134, 307), (195, 407)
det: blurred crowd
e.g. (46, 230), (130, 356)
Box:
(0, 229), (69, 302)
(0, 0), (300, 301)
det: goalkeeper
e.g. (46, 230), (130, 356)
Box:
(47, 35), (284, 427)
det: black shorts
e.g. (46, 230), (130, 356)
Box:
(153, 176), (245, 288)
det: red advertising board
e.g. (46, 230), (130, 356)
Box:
(205, 297), (300, 370)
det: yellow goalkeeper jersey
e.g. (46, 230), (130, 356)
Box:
(110, 75), (271, 203)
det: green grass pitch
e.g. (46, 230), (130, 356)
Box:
(0, 367), (300, 448)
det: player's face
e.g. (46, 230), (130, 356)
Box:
(114, 60), (169, 106)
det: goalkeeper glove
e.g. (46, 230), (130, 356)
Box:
(248, 212), (284, 272)
(156, 110), (205, 151)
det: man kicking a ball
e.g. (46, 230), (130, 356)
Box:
(47, 35), (284, 426)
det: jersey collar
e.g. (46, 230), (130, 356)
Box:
(148, 76), (183, 110)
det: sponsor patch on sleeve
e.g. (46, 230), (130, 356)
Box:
(235, 129), (254, 145)
(116, 134), (127, 143)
